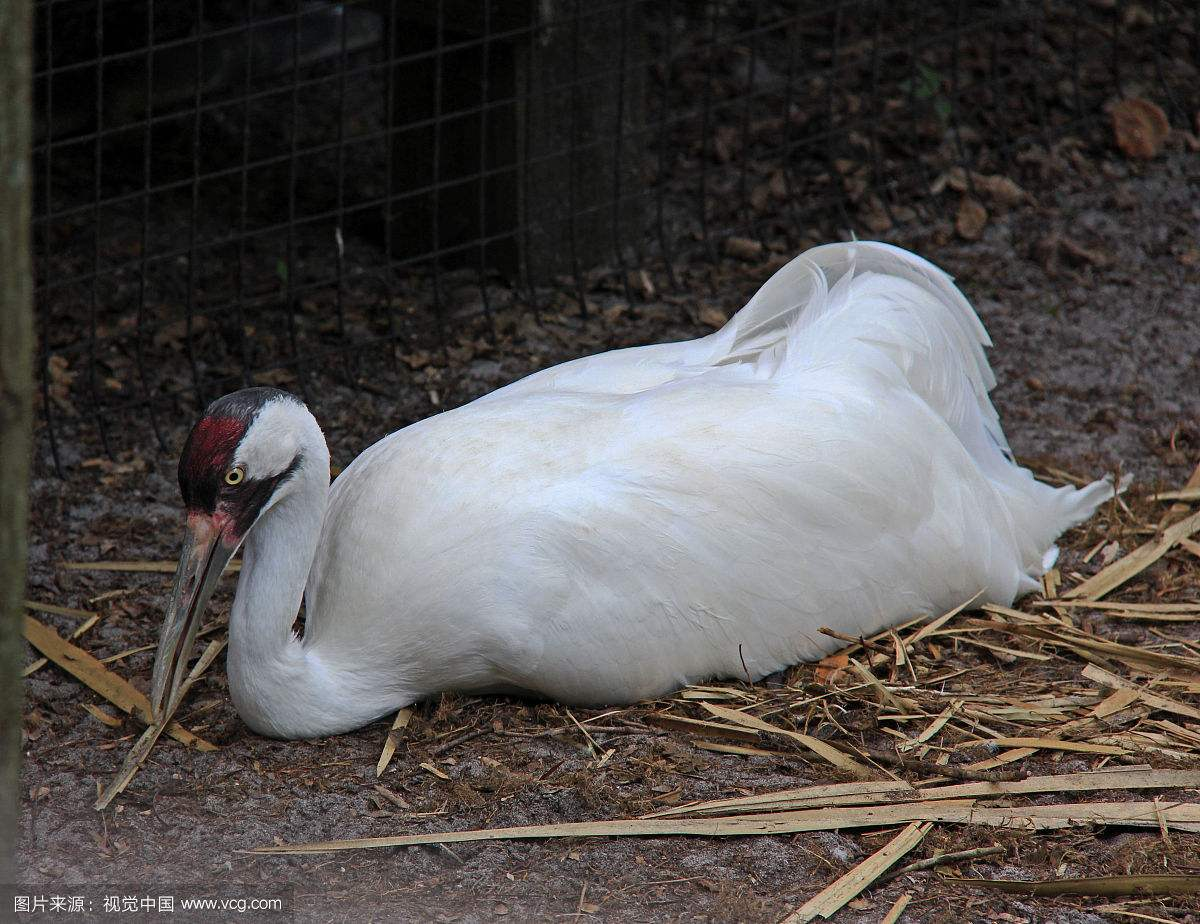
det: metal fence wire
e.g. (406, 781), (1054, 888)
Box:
(32, 0), (1199, 474)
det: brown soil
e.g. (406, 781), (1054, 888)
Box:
(19, 141), (1200, 923)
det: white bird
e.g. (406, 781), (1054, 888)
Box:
(149, 241), (1115, 739)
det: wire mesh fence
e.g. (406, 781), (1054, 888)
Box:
(32, 0), (1199, 474)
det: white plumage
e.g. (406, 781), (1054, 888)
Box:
(152, 241), (1115, 739)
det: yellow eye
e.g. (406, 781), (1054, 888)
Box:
(225, 466), (245, 486)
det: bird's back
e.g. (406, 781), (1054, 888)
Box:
(304, 242), (1114, 705)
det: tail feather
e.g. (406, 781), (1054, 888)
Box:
(717, 240), (1007, 454)
(715, 240), (1119, 587)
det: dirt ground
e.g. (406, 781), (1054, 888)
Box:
(18, 131), (1200, 924)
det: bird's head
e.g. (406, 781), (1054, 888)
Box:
(149, 387), (320, 721)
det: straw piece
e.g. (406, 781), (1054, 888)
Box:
(100, 619), (223, 666)
(956, 638), (1053, 662)
(248, 800), (1200, 854)
(371, 784), (410, 810)
(945, 875), (1200, 897)
(1163, 463), (1200, 525)
(376, 708), (413, 778)
(644, 780), (916, 819)
(1153, 720), (1200, 750)
(1150, 488), (1200, 502)
(702, 703), (880, 780)
(23, 602), (101, 676)
(1002, 801), (1200, 830)
(60, 559), (242, 573)
(1081, 664), (1200, 721)
(23, 615), (215, 751)
(1097, 612), (1200, 623)
(645, 713), (762, 743)
(1090, 688), (1142, 720)
(918, 768), (1200, 801)
(653, 769), (1200, 818)
(694, 740), (782, 758)
(780, 821), (931, 923)
(82, 703), (123, 727)
(1037, 601), (1200, 613)
(814, 614), (930, 668)
(980, 603), (1057, 624)
(879, 893), (912, 924)
(25, 599), (98, 619)
(899, 702), (960, 752)
(884, 844), (1005, 881)
(95, 637), (226, 810)
(975, 737), (1128, 755)
(820, 601), (980, 674)
(964, 748), (1037, 771)
(849, 659), (918, 711)
(681, 684), (757, 698)
(891, 629), (908, 668)
(1063, 509), (1200, 601)
(247, 801), (980, 854)
(677, 689), (745, 701)
(96, 725), (168, 810)
(907, 595), (982, 647)
(1091, 908), (1189, 924)
(985, 622), (1200, 676)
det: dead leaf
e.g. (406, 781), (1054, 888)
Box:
(152, 316), (211, 350)
(713, 125), (740, 164)
(723, 237), (764, 262)
(1060, 238), (1111, 268)
(627, 269), (656, 300)
(860, 198), (893, 233)
(1111, 98), (1170, 159)
(750, 184), (771, 214)
(973, 173), (1028, 207)
(815, 651), (850, 685)
(46, 355), (77, 414)
(956, 198), (988, 240)
(943, 168), (1028, 207)
(252, 368), (296, 387)
(401, 351), (432, 370)
(697, 305), (728, 329)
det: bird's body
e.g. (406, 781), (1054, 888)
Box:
(153, 242), (1115, 739)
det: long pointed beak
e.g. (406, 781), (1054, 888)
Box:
(149, 514), (237, 722)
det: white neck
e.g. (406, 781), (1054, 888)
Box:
(223, 414), (403, 738)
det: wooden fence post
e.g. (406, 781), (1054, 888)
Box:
(0, 0), (34, 889)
